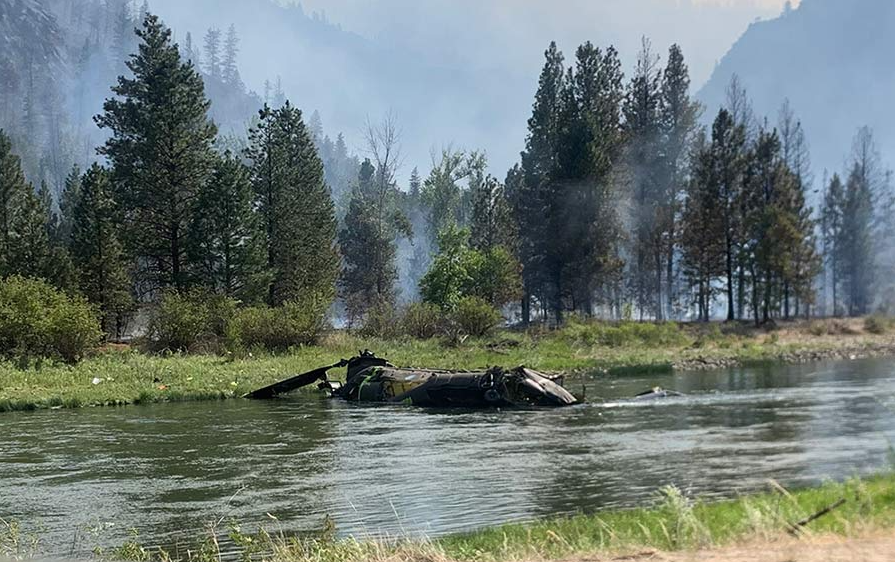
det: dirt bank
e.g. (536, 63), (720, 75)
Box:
(564, 531), (895, 562)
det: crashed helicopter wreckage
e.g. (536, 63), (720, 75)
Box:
(245, 351), (580, 408)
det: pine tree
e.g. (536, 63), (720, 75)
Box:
(409, 167), (422, 200)
(822, 173), (845, 315)
(188, 151), (269, 304)
(470, 175), (516, 253)
(11, 182), (52, 281)
(339, 117), (413, 320)
(515, 42), (565, 323)
(709, 109), (748, 321)
(222, 25), (243, 90)
(623, 37), (663, 319)
(272, 77), (286, 108)
(109, 0), (134, 71)
(681, 132), (725, 321)
(339, 160), (397, 323)
(0, 130), (30, 275)
(96, 13), (218, 293)
(71, 164), (132, 336)
(57, 164), (82, 244)
(247, 102), (339, 308)
(657, 44), (700, 319)
(308, 110), (324, 147)
(839, 164), (875, 316)
(203, 27), (222, 80)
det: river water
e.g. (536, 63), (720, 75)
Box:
(1, 358), (894, 555)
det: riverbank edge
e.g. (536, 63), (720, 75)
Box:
(80, 472), (895, 562)
(2, 329), (895, 413)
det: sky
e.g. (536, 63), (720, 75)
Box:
(151, 0), (796, 179)
(291, 0), (795, 86)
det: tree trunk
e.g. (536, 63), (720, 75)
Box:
(726, 234), (735, 321)
(521, 292), (531, 326)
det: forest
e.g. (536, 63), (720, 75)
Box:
(0, 1), (893, 360)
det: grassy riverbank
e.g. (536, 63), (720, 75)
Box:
(5, 473), (891, 562)
(154, 473), (895, 562)
(2, 317), (894, 413)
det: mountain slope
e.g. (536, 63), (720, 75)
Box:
(698, 0), (895, 179)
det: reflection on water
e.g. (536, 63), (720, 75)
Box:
(1, 358), (894, 555)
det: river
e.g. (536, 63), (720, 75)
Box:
(1, 358), (894, 556)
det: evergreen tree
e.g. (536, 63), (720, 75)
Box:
(0, 130), (30, 275)
(821, 173), (845, 315)
(188, 151), (269, 303)
(247, 102), (339, 308)
(408, 167), (422, 200)
(222, 24), (243, 90)
(681, 132), (725, 321)
(657, 44), (700, 319)
(839, 162), (875, 316)
(339, 159), (397, 323)
(272, 77), (286, 108)
(515, 42), (565, 323)
(203, 27), (222, 80)
(71, 164), (132, 336)
(709, 109), (747, 321)
(11, 182), (52, 281)
(96, 13), (218, 293)
(623, 38), (663, 319)
(469, 175), (516, 253)
(109, 0), (134, 72)
(57, 164), (82, 245)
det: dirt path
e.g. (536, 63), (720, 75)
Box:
(565, 531), (895, 562)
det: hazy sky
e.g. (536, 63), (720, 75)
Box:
(292, 0), (794, 87)
(152, 0), (797, 178)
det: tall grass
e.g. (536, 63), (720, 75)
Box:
(91, 473), (895, 562)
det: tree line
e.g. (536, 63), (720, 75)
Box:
(0, 12), (891, 346)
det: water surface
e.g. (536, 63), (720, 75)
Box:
(1, 358), (894, 555)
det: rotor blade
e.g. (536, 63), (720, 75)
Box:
(244, 363), (340, 399)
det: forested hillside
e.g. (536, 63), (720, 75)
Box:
(698, 0), (895, 182)
(0, 1), (892, 360)
(0, 0), (359, 210)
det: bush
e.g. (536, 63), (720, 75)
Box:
(148, 290), (238, 352)
(358, 300), (402, 339)
(865, 316), (893, 335)
(230, 296), (329, 351)
(0, 276), (102, 363)
(452, 296), (502, 337)
(401, 302), (443, 339)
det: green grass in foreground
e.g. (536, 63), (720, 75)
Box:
(0, 320), (888, 413)
(5, 473), (886, 562)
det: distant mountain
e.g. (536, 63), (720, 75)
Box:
(698, 0), (895, 181)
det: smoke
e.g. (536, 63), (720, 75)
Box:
(147, 0), (782, 182)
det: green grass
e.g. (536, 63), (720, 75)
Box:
(0, 319), (890, 413)
(435, 474), (895, 561)
(74, 473), (895, 562)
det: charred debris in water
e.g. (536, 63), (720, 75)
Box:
(245, 351), (683, 408)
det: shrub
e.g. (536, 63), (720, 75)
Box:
(148, 290), (238, 352)
(865, 315), (893, 335)
(230, 295), (329, 351)
(359, 300), (402, 339)
(150, 291), (209, 352)
(452, 296), (502, 337)
(0, 276), (102, 362)
(807, 321), (829, 336)
(401, 302), (443, 339)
